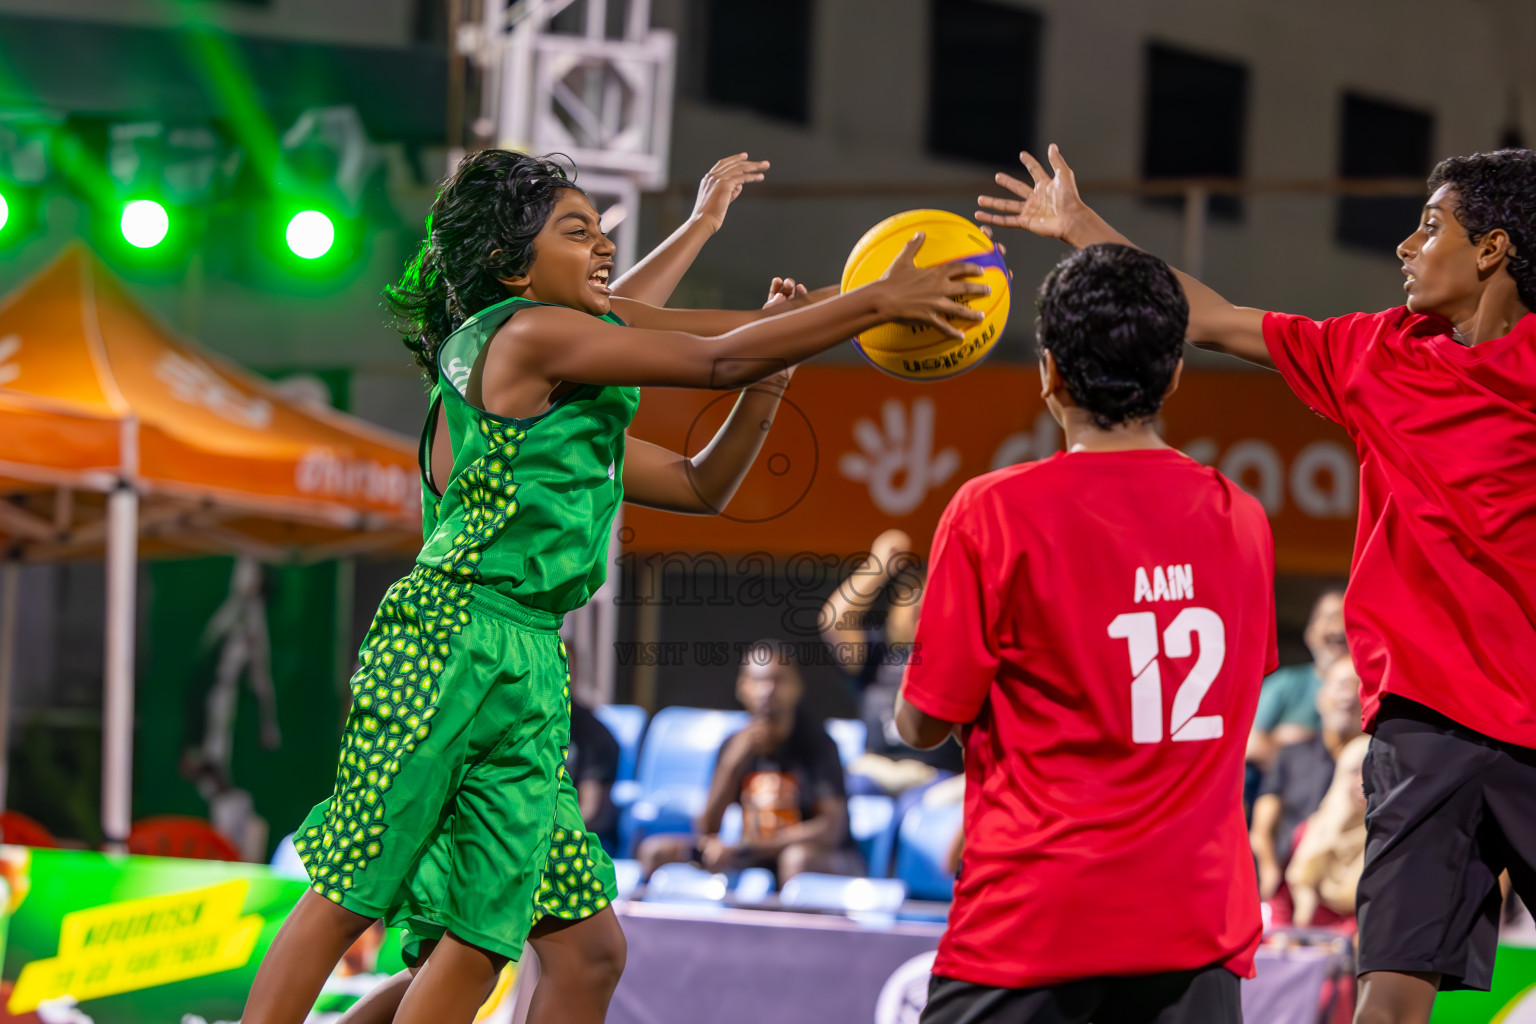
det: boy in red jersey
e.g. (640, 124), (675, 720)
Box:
(897, 243), (1278, 1024)
(979, 145), (1536, 1024)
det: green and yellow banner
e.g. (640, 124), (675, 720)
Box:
(1430, 945), (1536, 1024)
(0, 846), (516, 1024)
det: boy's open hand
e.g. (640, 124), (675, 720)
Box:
(694, 153), (770, 233)
(977, 144), (1090, 244)
(876, 233), (989, 340)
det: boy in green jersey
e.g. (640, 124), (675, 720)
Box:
(241, 149), (987, 1024)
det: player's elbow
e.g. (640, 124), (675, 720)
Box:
(714, 362), (782, 389)
(681, 476), (729, 514)
(894, 696), (954, 750)
(706, 340), (793, 389)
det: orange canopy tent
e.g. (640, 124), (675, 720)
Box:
(0, 245), (421, 844)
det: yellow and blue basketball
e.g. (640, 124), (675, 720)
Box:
(840, 209), (1010, 382)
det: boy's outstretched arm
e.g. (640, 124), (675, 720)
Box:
(609, 153), (769, 306)
(608, 282), (839, 337)
(977, 144), (1273, 368)
(497, 236), (985, 392)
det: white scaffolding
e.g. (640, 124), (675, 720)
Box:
(459, 0), (675, 273)
(457, 0), (676, 703)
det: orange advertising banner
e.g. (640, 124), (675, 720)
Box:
(624, 366), (1357, 575)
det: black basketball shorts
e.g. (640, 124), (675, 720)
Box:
(1357, 695), (1536, 991)
(920, 964), (1241, 1024)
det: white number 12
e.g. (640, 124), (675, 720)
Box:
(1107, 607), (1226, 744)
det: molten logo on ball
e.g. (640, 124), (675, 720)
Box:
(901, 321), (998, 374)
(841, 209), (1011, 382)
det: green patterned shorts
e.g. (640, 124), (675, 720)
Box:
(294, 565), (617, 962)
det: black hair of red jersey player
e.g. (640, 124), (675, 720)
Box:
(1426, 149), (1536, 311)
(1034, 243), (1189, 430)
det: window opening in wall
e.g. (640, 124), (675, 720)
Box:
(926, 0), (1042, 166)
(701, 0), (814, 124)
(1337, 92), (1434, 253)
(1142, 43), (1249, 221)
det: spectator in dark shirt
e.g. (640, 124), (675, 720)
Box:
(568, 701), (620, 842)
(1251, 654), (1363, 899)
(820, 529), (963, 792)
(637, 641), (861, 881)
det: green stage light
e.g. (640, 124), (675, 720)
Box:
(120, 199), (169, 248)
(286, 210), (335, 259)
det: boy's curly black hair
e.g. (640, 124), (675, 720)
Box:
(1427, 149), (1536, 311)
(1035, 244), (1188, 430)
(385, 149), (585, 379)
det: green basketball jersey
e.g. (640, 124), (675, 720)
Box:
(415, 296), (640, 615)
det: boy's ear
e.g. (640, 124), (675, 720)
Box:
(1477, 228), (1515, 273)
(1038, 349), (1055, 399)
(1164, 357), (1184, 401)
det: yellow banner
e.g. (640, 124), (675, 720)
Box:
(9, 879), (263, 1012)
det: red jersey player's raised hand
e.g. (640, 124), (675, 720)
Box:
(975, 144), (1091, 244)
(979, 144), (1273, 367)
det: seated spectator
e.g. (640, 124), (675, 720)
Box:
(638, 641), (861, 882)
(1251, 654), (1363, 899)
(820, 529), (963, 793)
(568, 700), (621, 842)
(1286, 734), (1371, 927)
(1247, 585), (1349, 772)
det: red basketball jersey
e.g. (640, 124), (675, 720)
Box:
(1264, 309), (1536, 746)
(903, 448), (1277, 988)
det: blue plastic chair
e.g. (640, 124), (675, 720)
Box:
(594, 704), (648, 783)
(892, 799), (963, 901)
(824, 718), (868, 770)
(611, 858), (644, 900)
(618, 707), (749, 856)
(733, 866), (776, 904)
(848, 794), (897, 876)
(643, 862), (729, 904)
(852, 771), (955, 877)
(780, 873), (908, 916)
(845, 772), (887, 797)
(269, 832), (307, 880)
(719, 802), (743, 844)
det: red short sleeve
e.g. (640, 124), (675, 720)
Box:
(1262, 310), (1391, 426)
(901, 489), (1002, 724)
(1264, 541), (1280, 676)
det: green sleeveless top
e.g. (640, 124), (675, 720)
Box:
(415, 296), (640, 616)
